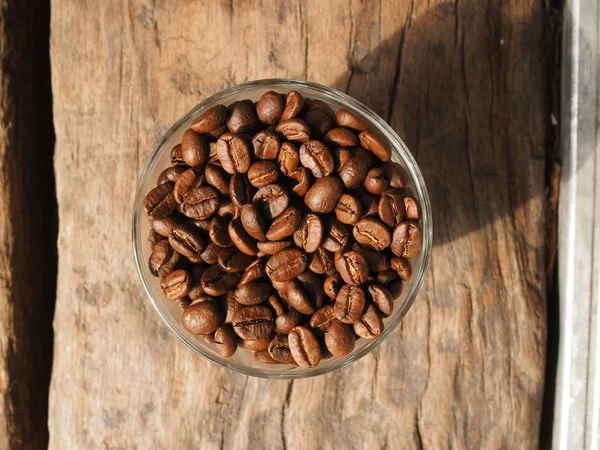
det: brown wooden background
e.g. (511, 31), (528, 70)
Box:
(0, 0), (551, 448)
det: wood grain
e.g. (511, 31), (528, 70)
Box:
(0, 1), (55, 448)
(49, 0), (548, 448)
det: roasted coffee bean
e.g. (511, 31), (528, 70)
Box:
(303, 108), (333, 139)
(322, 219), (349, 253)
(176, 297), (192, 311)
(287, 167), (312, 197)
(338, 156), (369, 189)
(309, 305), (336, 330)
(378, 189), (405, 227)
(229, 173), (253, 208)
(304, 176), (343, 213)
(201, 265), (241, 296)
(268, 335), (294, 364)
(304, 99), (336, 120)
(296, 271), (327, 308)
(247, 160), (279, 188)
(254, 349), (280, 364)
(149, 240), (180, 277)
(227, 101), (260, 134)
(324, 321), (355, 356)
(324, 273), (342, 299)
(364, 167), (389, 194)
(188, 278), (205, 302)
(232, 305), (274, 340)
(209, 216), (233, 248)
(143, 182), (177, 220)
(158, 166), (185, 185)
(293, 213), (323, 253)
(257, 240), (293, 255)
(199, 242), (221, 265)
(377, 269), (398, 286)
(404, 196), (422, 220)
(152, 216), (178, 237)
(353, 303), (383, 339)
(266, 207), (301, 241)
(213, 325), (237, 357)
(287, 279), (315, 315)
(238, 259), (266, 287)
(358, 130), (391, 162)
(332, 147), (353, 170)
(272, 279), (289, 299)
(275, 308), (300, 335)
(242, 338), (272, 351)
(278, 142), (299, 176)
(266, 248), (307, 282)
(183, 301), (224, 335)
(280, 90), (304, 120)
(299, 140), (334, 178)
(276, 118), (310, 143)
(191, 104), (228, 134)
(174, 168), (203, 204)
(205, 164), (229, 195)
(391, 256), (412, 281)
(309, 248), (334, 275)
(218, 248), (253, 273)
(169, 223), (205, 262)
(216, 132), (252, 174)
(147, 229), (162, 250)
(368, 284), (394, 316)
(335, 193), (362, 224)
(240, 204), (267, 241)
(288, 326), (321, 368)
(191, 219), (212, 232)
(335, 250), (369, 285)
(234, 281), (272, 305)
(267, 294), (286, 316)
(208, 142), (219, 162)
(182, 129), (209, 167)
(353, 218), (391, 251)
(257, 91), (284, 126)
(228, 218), (259, 256)
(380, 161), (405, 188)
(387, 279), (403, 298)
(334, 285), (366, 324)
(180, 185), (220, 220)
(217, 199), (238, 217)
(253, 183), (290, 219)
(170, 144), (185, 166)
(391, 221), (423, 259)
(323, 127), (358, 147)
(252, 127), (282, 160)
(359, 193), (380, 218)
(335, 108), (370, 131)
(224, 291), (243, 323)
(160, 269), (192, 300)
(353, 244), (390, 272)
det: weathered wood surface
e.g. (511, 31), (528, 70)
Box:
(0, 1), (55, 449)
(49, 1), (548, 449)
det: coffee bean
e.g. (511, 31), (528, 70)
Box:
(223, 291), (242, 323)
(299, 140), (334, 178)
(213, 325), (237, 357)
(252, 127), (282, 160)
(216, 132), (252, 174)
(158, 166), (185, 185)
(276, 118), (310, 143)
(391, 221), (423, 259)
(323, 127), (358, 147)
(368, 284), (394, 316)
(182, 129), (209, 167)
(188, 276), (205, 301)
(380, 161), (404, 188)
(335, 108), (370, 131)
(253, 183), (290, 219)
(358, 193), (380, 218)
(335, 250), (369, 285)
(160, 269), (192, 300)
(227, 101), (260, 134)
(149, 240), (180, 277)
(257, 240), (293, 255)
(191, 104), (228, 134)
(267, 294), (286, 316)
(364, 167), (389, 194)
(266, 207), (301, 241)
(378, 189), (405, 227)
(288, 326), (321, 368)
(353, 218), (391, 251)
(275, 308), (300, 335)
(293, 213), (323, 253)
(257, 91), (284, 126)
(404, 196), (422, 220)
(152, 216), (178, 237)
(353, 303), (383, 339)
(287, 278), (316, 315)
(309, 304), (336, 330)
(218, 248), (253, 273)
(303, 108), (333, 138)
(324, 321), (355, 356)
(169, 223), (205, 263)
(201, 265), (241, 296)
(176, 297), (192, 311)
(304, 176), (343, 213)
(268, 335), (294, 364)
(277, 142), (299, 176)
(238, 258), (266, 287)
(287, 167), (312, 197)
(180, 185), (220, 220)
(376, 269), (398, 287)
(182, 301), (224, 335)
(332, 147), (353, 170)
(324, 273), (342, 299)
(234, 281), (272, 305)
(391, 256), (412, 281)
(273, 280), (289, 301)
(358, 130), (391, 162)
(338, 156), (369, 189)
(240, 204), (267, 241)
(228, 218), (259, 256)
(229, 173), (254, 208)
(174, 168), (203, 204)
(335, 193), (362, 224)
(352, 244), (390, 272)
(248, 160), (279, 188)
(254, 349), (280, 364)
(296, 271), (327, 308)
(147, 229), (162, 250)
(143, 182), (177, 220)
(309, 248), (334, 275)
(205, 164), (230, 195)
(322, 219), (349, 253)
(217, 199), (238, 218)
(266, 248), (307, 282)
(280, 90), (304, 120)
(304, 99), (336, 120)
(170, 144), (186, 166)
(209, 216), (233, 248)
(232, 305), (274, 340)
(199, 242), (221, 265)
(334, 285), (366, 324)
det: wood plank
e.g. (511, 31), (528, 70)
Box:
(0, 1), (55, 448)
(49, 0), (548, 448)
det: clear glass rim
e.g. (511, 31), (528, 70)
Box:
(132, 78), (433, 379)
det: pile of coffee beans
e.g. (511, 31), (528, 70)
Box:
(143, 90), (423, 368)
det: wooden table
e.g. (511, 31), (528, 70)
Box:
(0, 0), (549, 448)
